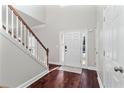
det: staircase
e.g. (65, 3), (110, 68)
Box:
(0, 5), (49, 87)
(1, 5), (49, 66)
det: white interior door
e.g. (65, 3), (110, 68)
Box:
(64, 32), (81, 68)
(103, 6), (124, 88)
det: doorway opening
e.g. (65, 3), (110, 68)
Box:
(59, 32), (88, 68)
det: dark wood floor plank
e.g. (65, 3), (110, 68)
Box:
(28, 68), (99, 88)
(49, 64), (60, 71)
(80, 69), (99, 88)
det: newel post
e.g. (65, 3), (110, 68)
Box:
(46, 48), (49, 67)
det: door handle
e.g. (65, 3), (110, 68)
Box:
(114, 66), (124, 73)
(65, 45), (67, 52)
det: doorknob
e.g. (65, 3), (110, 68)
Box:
(114, 66), (118, 72)
(65, 45), (67, 52)
(114, 66), (124, 73)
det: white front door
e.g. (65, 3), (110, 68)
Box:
(64, 32), (81, 68)
(103, 6), (124, 88)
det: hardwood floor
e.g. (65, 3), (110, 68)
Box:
(80, 69), (99, 88)
(28, 68), (99, 88)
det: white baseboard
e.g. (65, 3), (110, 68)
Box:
(59, 66), (82, 74)
(82, 66), (97, 71)
(97, 72), (104, 88)
(49, 61), (96, 71)
(49, 61), (60, 65)
(49, 67), (60, 72)
(17, 69), (49, 88)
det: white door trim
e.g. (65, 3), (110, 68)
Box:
(97, 72), (104, 88)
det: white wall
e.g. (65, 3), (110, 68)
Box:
(33, 5), (97, 64)
(0, 30), (47, 87)
(15, 5), (46, 24)
(17, 11), (44, 27)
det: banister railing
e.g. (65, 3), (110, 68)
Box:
(1, 5), (49, 67)
(8, 5), (47, 51)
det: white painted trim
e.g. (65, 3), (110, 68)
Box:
(49, 61), (61, 65)
(11, 10), (14, 38)
(59, 31), (89, 68)
(60, 63), (97, 71)
(59, 32), (65, 66)
(49, 67), (60, 73)
(59, 66), (82, 74)
(49, 61), (97, 71)
(97, 72), (104, 88)
(17, 69), (49, 88)
(6, 6), (8, 33)
(82, 66), (97, 71)
(0, 5), (2, 29)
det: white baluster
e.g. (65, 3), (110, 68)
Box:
(39, 45), (41, 63)
(22, 24), (24, 45)
(29, 33), (32, 53)
(45, 51), (47, 66)
(20, 21), (22, 43)
(25, 26), (27, 48)
(31, 34), (34, 55)
(26, 30), (29, 49)
(16, 16), (18, 41)
(24, 26), (27, 48)
(23, 27), (25, 46)
(37, 42), (39, 61)
(34, 38), (36, 57)
(6, 6), (8, 33)
(11, 10), (14, 38)
(0, 5), (2, 29)
(37, 42), (40, 62)
(32, 36), (34, 56)
(35, 39), (37, 59)
(28, 31), (30, 51)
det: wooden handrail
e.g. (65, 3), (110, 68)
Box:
(8, 5), (47, 51)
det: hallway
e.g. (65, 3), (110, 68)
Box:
(1, 5), (124, 88)
(28, 67), (99, 88)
